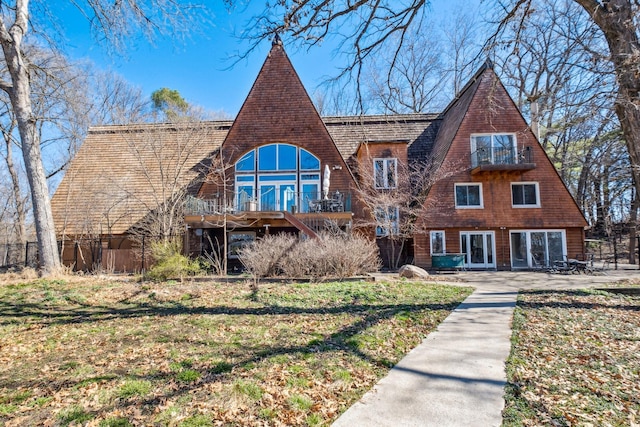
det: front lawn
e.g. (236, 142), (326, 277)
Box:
(0, 276), (471, 426)
(504, 287), (640, 426)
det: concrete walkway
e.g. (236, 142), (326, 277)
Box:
(333, 269), (640, 427)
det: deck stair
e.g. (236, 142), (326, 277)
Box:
(283, 212), (319, 239)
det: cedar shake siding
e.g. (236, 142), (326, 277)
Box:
(415, 65), (587, 270)
(51, 46), (587, 272)
(198, 43), (352, 199)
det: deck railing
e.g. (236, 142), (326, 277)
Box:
(185, 190), (352, 215)
(471, 146), (533, 168)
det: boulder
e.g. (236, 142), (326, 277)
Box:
(398, 264), (430, 279)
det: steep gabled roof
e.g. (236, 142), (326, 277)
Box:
(419, 60), (588, 228)
(51, 121), (232, 236)
(217, 42), (349, 164)
(428, 61), (491, 173)
(198, 41), (359, 196)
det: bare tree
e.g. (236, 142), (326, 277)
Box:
(364, 24), (449, 113)
(443, 10), (485, 95)
(246, 0), (640, 199)
(124, 121), (217, 243)
(492, 0), (622, 205)
(56, 65), (150, 163)
(0, 0), (208, 276)
(0, 106), (29, 260)
(309, 7), (485, 116)
(353, 149), (463, 269)
(0, 45), (151, 272)
(491, 0), (640, 226)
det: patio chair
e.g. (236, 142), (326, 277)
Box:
(306, 196), (322, 213)
(550, 256), (575, 274)
(329, 191), (344, 212)
(530, 252), (548, 271)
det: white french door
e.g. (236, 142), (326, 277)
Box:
(259, 181), (296, 212)
(257, 174), (297, 212)
(460, 231), (496, 269)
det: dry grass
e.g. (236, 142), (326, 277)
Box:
(504, 285), (640, 426)
(0, 275), (471, 426)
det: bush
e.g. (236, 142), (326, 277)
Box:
(145, 239), (202, 281)
(238, 233), (297, 278)
(239, 232), (380, 279)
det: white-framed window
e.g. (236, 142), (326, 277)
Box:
(374, 158), (397, 189)
(455, 183), (483, 208)
(511, 182), (540, 207)
(234, 144), (321, 212)
(430, 231), (446, 255)
(510, 230), (566, 269)
(471, 134), (517, 166)
(375, 206), (399, 237)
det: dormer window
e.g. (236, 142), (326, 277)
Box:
(374, 158), (397, 189)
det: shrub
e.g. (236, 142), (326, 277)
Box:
(238, 233), (297, 278)
(146, 239), (201, 281)
(239, 232), (381, 279)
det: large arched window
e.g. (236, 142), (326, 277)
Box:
(234, 143), (321, 212)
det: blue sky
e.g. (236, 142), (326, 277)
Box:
(57, 1), (479, 116)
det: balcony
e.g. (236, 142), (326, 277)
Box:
(470, 146), (536, 174)
(185, 190), (352, 216)
(184, 191), (353, 237)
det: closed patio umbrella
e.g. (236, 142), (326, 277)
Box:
(322, 164), (330, 199)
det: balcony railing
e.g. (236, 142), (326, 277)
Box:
(185, 190), (352, 216)
(471, 146), (534, 169)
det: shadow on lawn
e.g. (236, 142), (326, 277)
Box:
(517, 289), (640, 312)
(0, 298), (457, 326)
(0, 292), (463, 420)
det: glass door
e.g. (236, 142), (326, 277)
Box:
(280, 184), (296, 212)
(259, 178), (297, 211)
(510, 230), (566, 269)
(460, 231), (496, 269)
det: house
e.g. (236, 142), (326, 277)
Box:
(412, 62), (588, 270)
(51, 40), (587, 272)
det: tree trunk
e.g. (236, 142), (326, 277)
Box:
(0, 4), (61, 275)
(629, 188), (638, 264)
(3, 130), (27, 250)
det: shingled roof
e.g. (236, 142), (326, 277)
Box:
(323, 114), (441, 162)
(51, 121), (232, 236)
(428, 61), (490, 173)
(51, 114), (441, 236)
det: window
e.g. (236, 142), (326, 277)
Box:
(234, 144), (321, 212)
(235, 151), (255, 172)
(430, 231), (446, 255)
(300, 149), (320, 170)
(512, 182), (539, 207)
(455, 183), (483, 208)
(228, 232), (256, 259)
(510, 230), (565, 269)
(374, 158), (397, 189)
(471, 134), (516, 166)
(375, 206), (399, 237)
